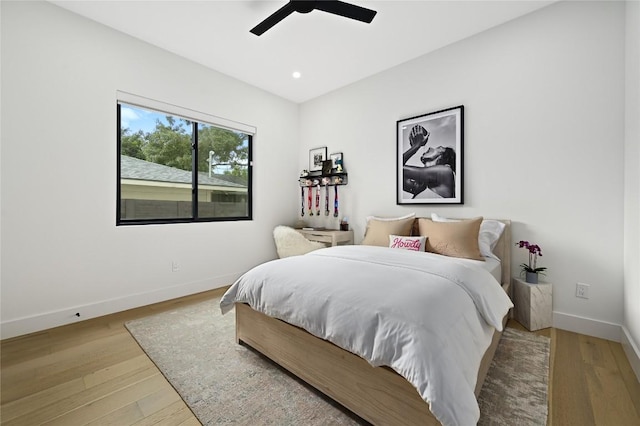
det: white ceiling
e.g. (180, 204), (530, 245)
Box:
(50, 1), (554, 103)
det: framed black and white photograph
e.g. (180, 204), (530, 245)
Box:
(396, 105), (464, 204)
(309, 147), (327, 172)
(329, 152), (343, 170)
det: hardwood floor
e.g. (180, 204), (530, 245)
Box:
(2, 289), (639, 425)
(509, 321), (640, 426)
(0, 289), (225, 426)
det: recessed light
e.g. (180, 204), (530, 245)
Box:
(292, 71), (301, 79)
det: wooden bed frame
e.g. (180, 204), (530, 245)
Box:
(235, 219), (511, 425)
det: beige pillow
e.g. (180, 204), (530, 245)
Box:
(362, 216), (415, 247)
(417, 217), (484, 260)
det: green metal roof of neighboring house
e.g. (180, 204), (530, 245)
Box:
(121, 155), (246, 188)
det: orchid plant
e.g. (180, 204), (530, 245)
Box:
(515, 240), (547, 276)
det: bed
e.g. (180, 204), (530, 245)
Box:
(220, 217), (512, 426)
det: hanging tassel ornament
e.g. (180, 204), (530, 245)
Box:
(316, 183), (321, 216)
(325, 182), (330, 216)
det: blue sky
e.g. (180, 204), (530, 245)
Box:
(120, 104), (190, 134)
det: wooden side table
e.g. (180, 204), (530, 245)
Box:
(512, 277), (553, 331)
(296, 229), (354, 247)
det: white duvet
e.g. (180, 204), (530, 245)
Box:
(220, 245), (513, 426)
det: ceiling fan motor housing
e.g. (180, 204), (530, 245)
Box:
(293, 1), (316, 14)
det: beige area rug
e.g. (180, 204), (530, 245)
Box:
(125, 298), (550, 425)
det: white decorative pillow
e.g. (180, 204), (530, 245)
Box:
(389, 235), (426, 252)
(431, 213), (505, 261)
(365, 213), (416, 223)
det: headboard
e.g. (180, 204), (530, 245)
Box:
(492, 219), (511, 288)
(411, 218), (511, 288)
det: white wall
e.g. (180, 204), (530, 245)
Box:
(300, 1), (626, 341)
(623, 0), (640, 378)
(1, 0), (635, 352)
(0, 1), (299, 338)
(0, 2), (3, 331)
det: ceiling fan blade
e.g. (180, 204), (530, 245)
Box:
(250, 2), (296, 36)
(314, 1), (377, 24)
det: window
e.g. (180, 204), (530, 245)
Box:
(117, 92), (254, 225)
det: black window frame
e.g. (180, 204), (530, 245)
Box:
(116, 102), (253, 226)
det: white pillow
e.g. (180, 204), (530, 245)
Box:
(389, 235), (426, 252)
(366, 212), (416, 223)
(431, 213), (505, 261)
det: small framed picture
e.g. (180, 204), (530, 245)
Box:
(321, 160), (333, 175)
(329, 152), (343, 169)
(309, 147), (327, 171)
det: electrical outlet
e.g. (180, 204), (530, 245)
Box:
(576, 282), (590, 299)
(171, 261), (180, 272)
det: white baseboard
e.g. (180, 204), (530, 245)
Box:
(553, 311), (621, 342)
(1, 273), (239, 340)
(622, 326), (640, 382)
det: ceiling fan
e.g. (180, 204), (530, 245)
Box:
(250, 0), (377, 36)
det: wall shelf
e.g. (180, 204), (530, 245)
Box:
(299, 170), (348, 187)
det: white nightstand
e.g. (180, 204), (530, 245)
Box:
(512, 277), (553, 331)
(296, 229), (354, 247)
